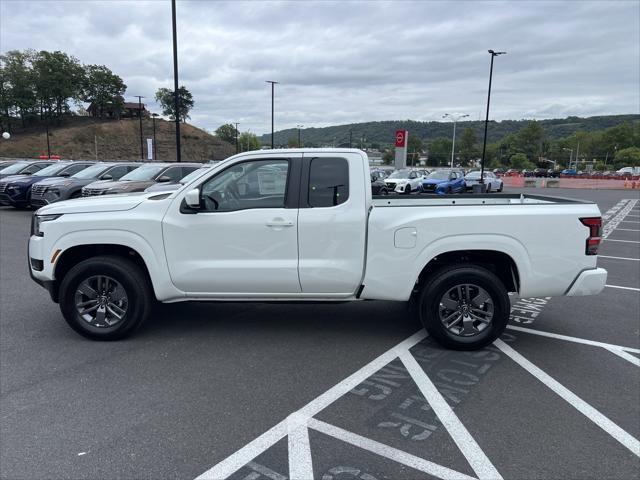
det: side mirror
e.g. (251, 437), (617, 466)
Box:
(101, 174), (113, 180)
(185, 188), (200, 208)
(59, 172), (70, 177)
(157, 175), (172, 183)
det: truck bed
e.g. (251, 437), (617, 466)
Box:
(372, 193), (593, 207)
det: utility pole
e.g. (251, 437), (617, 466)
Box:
(480, 49), (506, 186)
(266, 80), (278, 148)
(134, 95), (145, 159)
(152, 113), (159, 160)
(442, 113), (469, 168)
(297, 124), (303, 147)
(94, 135), (98, 160)
(234, 122), (239, 153)
(171, 0), (182, 162)
(45, 108), (51, 158)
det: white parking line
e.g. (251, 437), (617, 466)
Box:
(506, 325), (640, 353)
(603, 199), (638, 238)
(194, 330), (428, 480)
(599, 255), (640, 261)
(606, 284), (640, 292)
(288, 415), (313, 480)
(604, 239), (640, 244)
(606, 348), (640, 367)
(621, 220), (640, 224)
(495, 339), (640, 457)
(616, 228), (640, 232)
(399, 350), (503, 480)
(308, 419), (477, 480)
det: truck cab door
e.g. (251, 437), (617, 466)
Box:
(297, 152), (367, 295)
(162, 155), (302, 295)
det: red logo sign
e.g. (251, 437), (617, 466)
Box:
(395, 130), (407, 147)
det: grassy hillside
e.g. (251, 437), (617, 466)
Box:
(261, 114), (640, 147)
(0, 117), (234, 162)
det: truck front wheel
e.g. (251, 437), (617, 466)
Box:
(418, 265), (510, 350)
(59, 256), (153, 340)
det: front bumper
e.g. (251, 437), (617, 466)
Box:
(565, 268), (607, 296)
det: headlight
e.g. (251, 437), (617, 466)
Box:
(31, 214), (62, 237)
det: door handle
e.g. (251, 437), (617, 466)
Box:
(266, 219), (294, 227)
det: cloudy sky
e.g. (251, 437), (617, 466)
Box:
(1, 0), (638, 135)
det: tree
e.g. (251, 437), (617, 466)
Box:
(238, 131), (261, 152)
(81, 64), (126, 118)
(515, 120), (546, 161)
(287, 137), (298, 148)
(215, 123), (237, 144)
(426, 137), (453, 167)
(613, 147), (640, 167)
(407, 135), (423, 166)
(510, 153), (535, 170)
(0, 50), (37, 126)
(458, 127), (478, 165)
(155, 86), (194, 122)
(32, 50), (84, 118)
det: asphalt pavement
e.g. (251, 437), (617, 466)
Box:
(1, 187), (638, 480)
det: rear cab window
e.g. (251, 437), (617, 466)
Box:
(308, 157), (349, 207)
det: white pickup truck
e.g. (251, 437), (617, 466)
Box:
(29, 149), (607, 350)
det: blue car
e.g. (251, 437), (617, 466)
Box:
(422, 169), (466, 194)
(0, 161), (94, 208)
(561, 169), (577, 175)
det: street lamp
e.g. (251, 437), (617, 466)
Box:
(296, 124), (303, 147)
(171, 0), (182, 162)
(442, 113), (469, 168)
(480, 49), (506, 187)
(266, 80), (278, 148)
(151, 113), (159, 160)
(562, 148), (573, 169)
(133, 95), (145, 159)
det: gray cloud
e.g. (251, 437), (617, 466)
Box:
(1, 0), (638, 136)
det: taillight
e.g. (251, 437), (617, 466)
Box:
(580, 217), (602, 255)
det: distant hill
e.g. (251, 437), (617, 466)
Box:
(260, 114), (640, 147)
(0, 117), (234, 162)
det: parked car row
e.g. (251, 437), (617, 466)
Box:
(368, 167), (504, 195)
(0, 159), (203, 208)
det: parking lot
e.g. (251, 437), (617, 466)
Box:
(1, 187), (638, 479)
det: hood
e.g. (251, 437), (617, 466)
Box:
(385, 178), (408, 184)
(145, 182), (181, 193)
(423, 178), (447, 185)
(0, 174), (30, 183)
(36, 191), (153, 215)
(84, 179), (154, 192)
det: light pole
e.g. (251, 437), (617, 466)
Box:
(442, 113), (469, 168)
(234, 122), (239, 153)
(480, 49), (506, 186)
(151, 113), (159, 160)
(296, 124), (303, 147)
(171, 0), (181, 162)
(266, 80), (278, 148)
(562, 148), (573, 169)
(133, 95), (145, 159)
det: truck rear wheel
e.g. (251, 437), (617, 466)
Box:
(418, 264), (510, 350)
(59, 256), (153, 340)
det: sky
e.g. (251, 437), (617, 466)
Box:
(1, 0), (639, 136)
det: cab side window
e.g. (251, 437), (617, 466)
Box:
(159, 166), (184, 183)
(63, 163), (91, 175)
(308, 157), (349, 207)
(104, 165), (129, 180)
(199, 159), (289, 212)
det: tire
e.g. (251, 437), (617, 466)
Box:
(417, 264), (510, 350)
(380, 188), (388, 196)
(498, 183), (503, 192)
(486, 185), (491, 193)
(405, 185), (411, 195)
(59, 255), (153, 340)
(447, 187), (452, 194)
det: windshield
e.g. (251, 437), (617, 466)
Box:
(33, 163), (74, 176)
(427, 171), (451, 180)
(179, 167), (210, 184)
(0, 162), (30, 174)
(119, 165), (165, 181)
(72, 164), (111, 179)
(388, 170), (410, 179)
